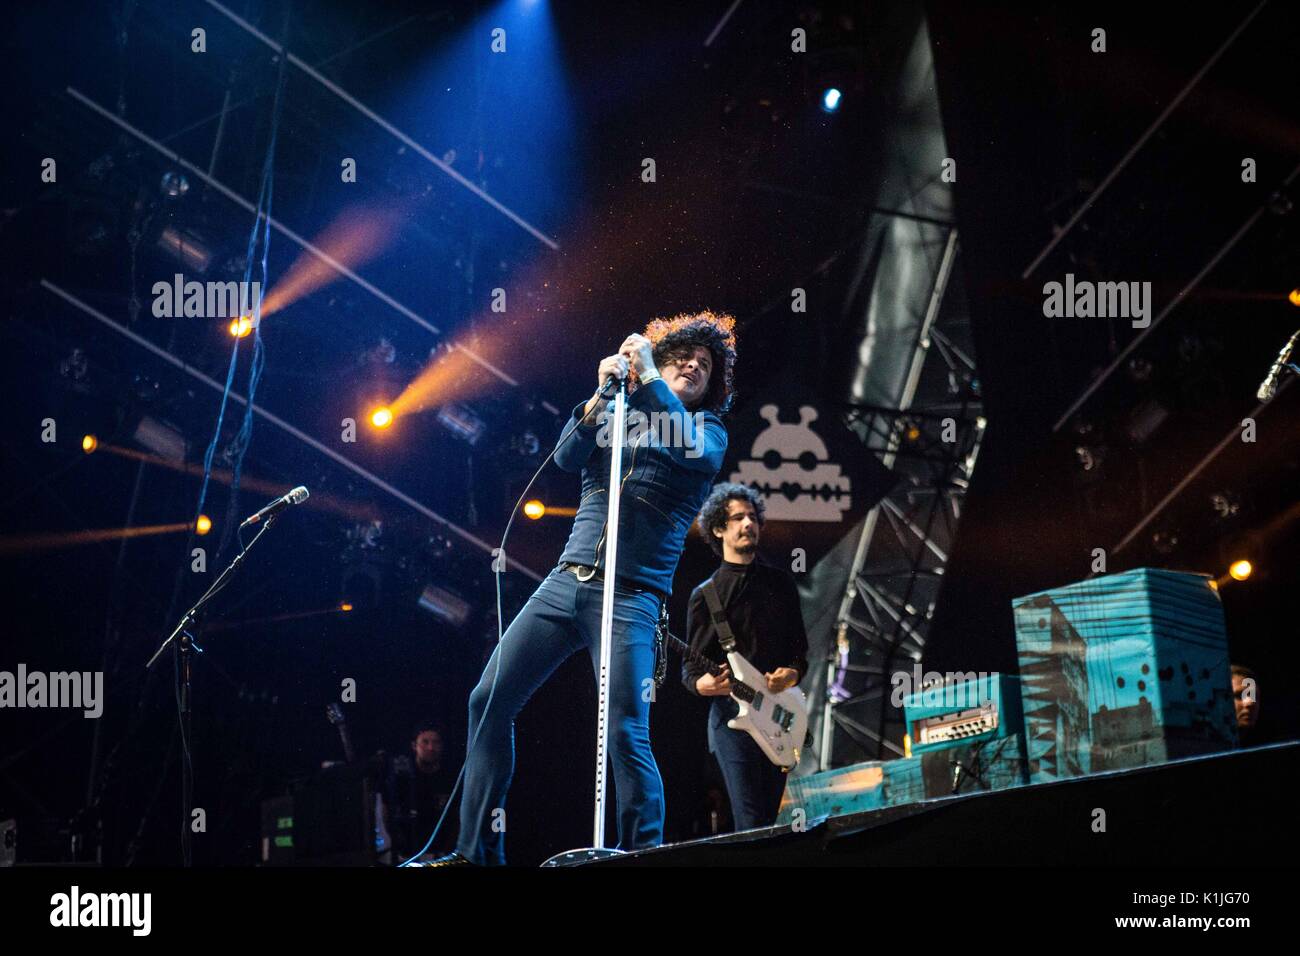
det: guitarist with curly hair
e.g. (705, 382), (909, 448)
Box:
(684, 482), (809, 831)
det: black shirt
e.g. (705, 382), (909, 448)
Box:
(682, 557), (810, 695)
(391, 761), (457, 856)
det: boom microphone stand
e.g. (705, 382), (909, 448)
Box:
(144, 513), (281, 865)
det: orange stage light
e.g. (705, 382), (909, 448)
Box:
(1289, 288), (1300, 307)
(82, 434), (98, 453)
(370, 406), (394, 428)
(523, 500), (545, 520)
(1229, 559), (1253, 581)
(229, 315), (253, 338)
(340, 602), (354, 612)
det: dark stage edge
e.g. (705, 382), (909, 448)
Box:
(588, 742), (1298, 866)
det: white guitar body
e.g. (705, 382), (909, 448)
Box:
(724, 650), (808, 769)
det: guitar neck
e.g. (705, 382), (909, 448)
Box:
(665, 632), (759, 703)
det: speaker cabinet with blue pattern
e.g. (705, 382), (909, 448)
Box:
(1012, 568), (1237, 784)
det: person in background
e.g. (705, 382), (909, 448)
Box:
(391, 721), (457, 858)
(1231, 664), (1261, 746)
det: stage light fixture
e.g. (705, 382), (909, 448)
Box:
(339, 602), (353, 612)
(822, 88), (842, 113)
(82, 434), (98, 454)
(370, 407), (394, 429)
(133, 415), (187, 464)
(1289, 288), (1300, 307)
(523, 500), (546, 520)
(1125, 356), (1154, 383)
(228, 316), (253, 338)
(60, 347), (89, 382)
(417, 582), (471, 628)
(1209, 491), (1241, 519)
(196, 515), (212, 535)
(437, 403), (486, 445)
(160, 171), (190, 199)
(1229, 559), (1252, 581)
(156, 224), (213, 274)
(1151, 529), (1179, 554)
(1125, 398), (1169, 445)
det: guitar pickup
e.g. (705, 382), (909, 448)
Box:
(771, 705), (796, 732)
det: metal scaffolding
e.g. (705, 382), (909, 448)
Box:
(818, 229), (986, 768)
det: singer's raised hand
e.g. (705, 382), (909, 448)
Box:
(582, 354), (629, 421)
(619, 333), (657, 379)
(597, 353), (629, 388)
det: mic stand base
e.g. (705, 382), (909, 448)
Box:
(540, 847), (626, 867)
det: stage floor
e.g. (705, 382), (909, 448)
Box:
(584, 742), (1299, 866)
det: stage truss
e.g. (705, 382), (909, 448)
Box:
(818, 229), (986, 769)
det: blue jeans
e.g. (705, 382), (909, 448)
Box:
(709, 698), (789, 831)
(456, 567), (665, 865)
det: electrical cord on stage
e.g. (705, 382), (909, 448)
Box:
(398, 378), (622, 866)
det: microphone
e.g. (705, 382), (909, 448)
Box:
(1257, 329), (1300, 402)
(240, 486), (309, 529)
(600, 364), (629, 396)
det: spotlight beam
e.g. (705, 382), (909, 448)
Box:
(541, 507), (576, 517)
(0, 522), (194, 555)
(202, 0), (559, 251)
(41, 280), (545, 583)
(92, 443), (379, 524)
(704, 0), (744, 47)
(64, 88), (548, 410)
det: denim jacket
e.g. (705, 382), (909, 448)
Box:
(554, 378), (727, 597)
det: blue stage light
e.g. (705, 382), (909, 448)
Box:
(822, 88), (842, 113)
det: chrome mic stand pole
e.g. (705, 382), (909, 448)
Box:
(542, 376), (628, 866)
(592, 377), (627, 850)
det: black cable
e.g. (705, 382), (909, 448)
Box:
(171, 10), (291, 864)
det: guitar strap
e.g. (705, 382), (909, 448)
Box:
(700, 579), (738, 654)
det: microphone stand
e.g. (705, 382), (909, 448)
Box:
(544, 376), (629, 866)
(144, 513), (279, 866)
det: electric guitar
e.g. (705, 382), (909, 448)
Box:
(324, 702), (393, 855)
(667, 632), (808, 769)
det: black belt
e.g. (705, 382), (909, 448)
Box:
(558, 562), (666, 605)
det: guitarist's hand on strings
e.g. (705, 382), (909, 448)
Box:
(695, 664), (733, 697)
(765, 668), (799, 692)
